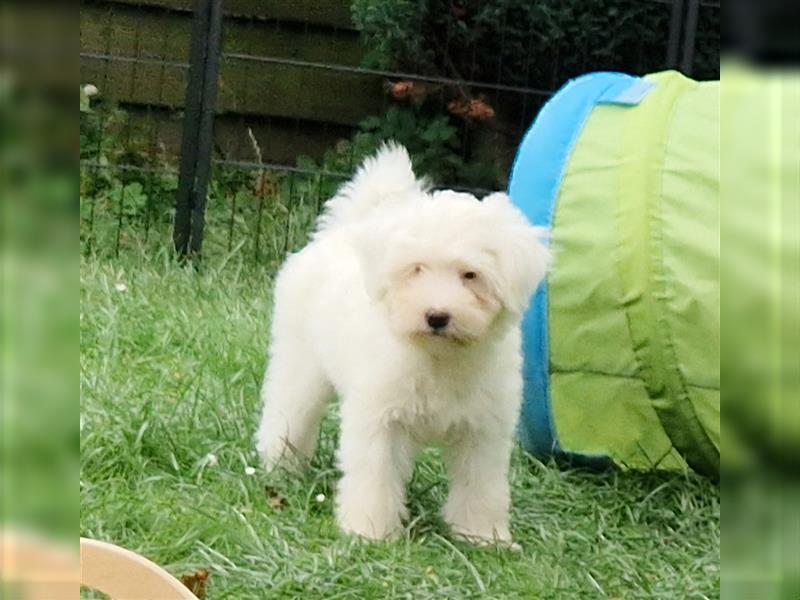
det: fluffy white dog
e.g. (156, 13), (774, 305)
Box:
(256, 143), (549, 544)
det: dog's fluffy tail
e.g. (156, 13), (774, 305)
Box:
(315, 142), (426, 233)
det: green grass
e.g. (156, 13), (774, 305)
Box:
(80, 250), (719, 599)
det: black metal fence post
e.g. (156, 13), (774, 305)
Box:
(173, 0), (224, 258)
(680, 0), (700, 76)
(666, 0), (701, 76)
(666, 0), (685, 69)
(190, 0), (223, 255)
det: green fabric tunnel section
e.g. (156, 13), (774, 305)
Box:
(510, 71), (720, 476)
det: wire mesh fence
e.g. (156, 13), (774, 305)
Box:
(79, 0), (720, 270)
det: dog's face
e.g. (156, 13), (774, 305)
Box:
(383, 251), (503, 345)
(358, 191), (549, 348)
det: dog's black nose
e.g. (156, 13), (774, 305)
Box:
(426, 311), (450, 331)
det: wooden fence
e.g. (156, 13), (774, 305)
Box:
(80, 0), (385, 163)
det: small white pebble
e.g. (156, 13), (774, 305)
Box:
(315, 493), (326, 503)
(244, 466), (256, 476)
(83, 84), (99, 97)
(205, 453), (218, 467)
(114, 282), (128, 292)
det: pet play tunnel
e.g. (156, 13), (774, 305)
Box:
(509, 71), (719, 476)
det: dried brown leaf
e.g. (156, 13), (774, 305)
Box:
(447, 97), (496, 121)
(180, 569), (209, 599)
(384, 80), (434, 102)
(265, 486), (288, 510)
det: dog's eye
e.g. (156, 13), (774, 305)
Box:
(413, 264), (424, 274)
(463, 271), (477, 280)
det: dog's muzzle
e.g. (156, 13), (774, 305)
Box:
(425, 311), (450, 332)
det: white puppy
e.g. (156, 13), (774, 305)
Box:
(256, 143), (549, 544)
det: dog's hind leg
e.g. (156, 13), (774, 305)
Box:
(255, 349), (332, 471)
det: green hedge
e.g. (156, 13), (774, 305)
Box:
(352, 0), (720, 86)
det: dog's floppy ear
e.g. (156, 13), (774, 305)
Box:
(352, 222), (392, 303)
(483, 192), (551, 315)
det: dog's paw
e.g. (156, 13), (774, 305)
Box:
(450, 530), (520, 551)
(443, 506), (514, 547)
(336, 508), (403, 541)
(256, 434), (306, 473)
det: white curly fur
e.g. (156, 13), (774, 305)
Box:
(256, 143), (549, 544)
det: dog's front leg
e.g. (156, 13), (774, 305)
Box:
(335, 409), (413, 540)
(443, 431), (514, 545)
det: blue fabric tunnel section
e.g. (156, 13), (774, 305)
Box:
(507, 72), (655, 464)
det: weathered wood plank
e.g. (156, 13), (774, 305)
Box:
(116, 106), (353, 164)
(81, 54), (385, 125)
(217, 57), (385, 125)
(81, 3), (365, 65)
(94, 0), (355, 29)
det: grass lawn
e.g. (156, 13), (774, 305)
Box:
(80, 251), (720, 599)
